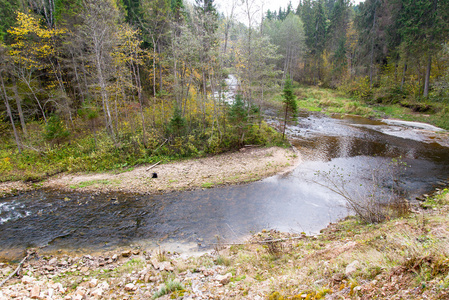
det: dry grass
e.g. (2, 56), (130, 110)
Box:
(196, 189), (449, 299)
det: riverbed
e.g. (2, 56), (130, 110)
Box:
(1, 112), (448, 261)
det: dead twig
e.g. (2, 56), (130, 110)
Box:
(146, 161), (161, 172)
(0, 249), (35, 287)
(153, 139), (168, 153)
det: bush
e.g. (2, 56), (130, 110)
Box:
(339, 76), (371, 100)
(315, 157), (410, 224)
(152, 279), (184, 299)
(44, 115), (70, 145)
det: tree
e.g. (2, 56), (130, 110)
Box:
(280, 13), (305, 80)
(8, 12), (65, 123)
(140, 0), (171, 97)
(311, 0), (327, 83)
(81, 0), (122, 138)
(0, 0), (23, 41)
(0, 42), (22, 153)
(326, 0), (350, 86)
(281, 77), (297, 139)
(113, 24), (149, 144)
(398, 0), (449, 97)
(355, 0), (380, 88)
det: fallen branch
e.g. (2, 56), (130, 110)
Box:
(146, 161), (161, 171)
(153, 139), (168, 153)
(0, 250), (34, 287)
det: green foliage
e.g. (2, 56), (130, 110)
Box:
(282, 77), (298, 117)
(0, 0), (21, 41)
(339, 76), (372, 100)
(228, 94), (248, 125)
(69, 179), (114, 189)
(0, 103), (286, 182)
(227, 94), (262, 147)
(44, 115), (70, 145)
(168, 106), (187, 137)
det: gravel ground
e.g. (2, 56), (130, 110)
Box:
(0, 147), (299, 197)
(40, 146), (299, 194)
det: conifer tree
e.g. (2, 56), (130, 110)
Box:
(282, 77), (297, 139)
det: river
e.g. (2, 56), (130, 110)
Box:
(1, 112), (448, 261)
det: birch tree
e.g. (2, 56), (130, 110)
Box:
(81, 0), (121, 138)
(0, 42), (22, 153)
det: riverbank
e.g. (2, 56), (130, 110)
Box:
(1, 189), (447, 299)
(288, 85), (449, 130)
(0, 146), (299, 197)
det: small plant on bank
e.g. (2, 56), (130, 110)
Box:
(156, 246), (168, 262)
(214, 255), (232, 266)
(152, 279), (184, 299)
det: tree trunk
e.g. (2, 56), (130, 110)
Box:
(131, 61), (147, 146)
(423, 55), (431, 97)
(1, 73), (22, 153)
(401, 62), (407, 91)
(282, 103), (288, 140)
(158, 43), (163, 93)
(369, 2), (377, 90)
(22, 73), (47, 123)
(95, 50), (114, 138)
(12, 78), (27, 136)
(152, 37), (157, 97)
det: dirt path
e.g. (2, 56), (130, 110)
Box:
(0, 147), (299, 197)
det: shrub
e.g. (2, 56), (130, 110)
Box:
(44, 115), (70, 145)
(314, 157), (410, 224)
(152, 279), (184, 299)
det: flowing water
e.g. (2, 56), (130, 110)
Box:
(1, 113), (448, 260)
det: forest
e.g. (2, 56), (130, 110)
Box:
(0, 0), (448, 182)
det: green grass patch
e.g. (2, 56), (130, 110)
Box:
(69, 179), (118, 189)
(201, 182), (215, 188)
(152, 279), (184, 299)
(271, 85), (375, 118)
(270, 84), (449, 130)
(116, 258), (146, 274)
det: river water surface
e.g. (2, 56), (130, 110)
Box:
(1, 113), (448, 260)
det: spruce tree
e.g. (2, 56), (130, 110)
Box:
(282, 77), (298, 139)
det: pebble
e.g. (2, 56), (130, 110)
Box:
(124, 283), (136, 291)
(48, 258), (58, 266)
(89, 278), (98, 288)
(30, 285), (40, 299)
(214, 273), (232, 285)
(1, 266), (12, 276)
(22, 275), (36, 284)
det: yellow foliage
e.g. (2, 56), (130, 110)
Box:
(8, 12), (66, 69)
